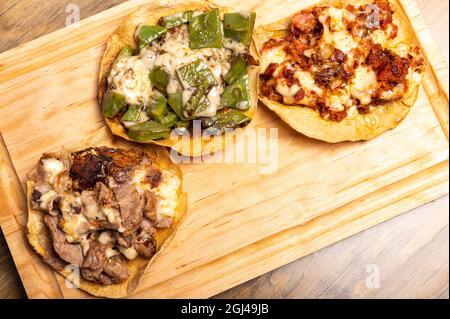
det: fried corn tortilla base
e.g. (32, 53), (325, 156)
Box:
(26, 144), (187, 298)
(98, 0), (259, 156)
(253, 0), (422, 143)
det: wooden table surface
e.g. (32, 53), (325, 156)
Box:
(0, 0), (448, 299)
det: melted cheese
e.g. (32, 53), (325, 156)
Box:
(119, 247), (138, 260)
(276, 83), (300, 103)
(379, 83), (406, 100)
(370, 29), (388, 46)
(41, 158), (64, 184)
(295, 71), (324, 96)
(98, 231), (114, 244)
(81, 192), (102, 220)
(347, 105), (359, 119)
(154, 170), (181, 219)
(223, 37), (247, 55)
(132, 169), (150, 193)
(332, 30), (358, 54)
(350, 66), (377, 105)
(105, 247), (120, 259)
(394, 43), (410, 58)
(327, 94), (344, 112)
(134, 167), (180, 219)
(329, 7), (345, 31)
(108, 56), (152, 106)
(60, 213), (90, 242)
(39, 190), (57, 211)
(261, 45), (287, 77)
(102, 206), (122, 229)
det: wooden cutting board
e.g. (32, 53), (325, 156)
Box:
(0, 0), (448, 298)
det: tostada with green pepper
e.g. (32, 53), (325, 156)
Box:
(98, 0), (259, 156)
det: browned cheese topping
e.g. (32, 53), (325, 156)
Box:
(260, 0), (425, 121)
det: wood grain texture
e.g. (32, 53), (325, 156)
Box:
(0, 0), (448, 299)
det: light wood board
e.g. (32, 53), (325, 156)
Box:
(0, 0), (448, 298)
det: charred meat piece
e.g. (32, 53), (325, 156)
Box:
(290, 11), (320, 34)
(289, 10), (323, 46)
(260, 78), (284, 103)
(44, 215), (83, 266)
(70, 149), (103, 191)
(366, 44), (411, 87)
(97, 147), (145, 184)
(260, 63), (279, 81)
(315, 63), (352, 89)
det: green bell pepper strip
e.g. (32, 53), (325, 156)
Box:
(183, 86), (209, 118)
(223, 13), (252, 31)
(121, 105), (140, 122)
(161, 12), (190, 28)
(148, 93), (169, 121)
(149, 66), (169, 93)
(188, 9), (223, 49)
(103, 91), (126, 118)
(167, 92), (185, 120)
(160, 111), (180, 127)
(177, 59), (217, 89)
(177, 60), (217, 118)
(127, 121), (170, 141)
(224, 56), (248, 85)
(220, 74), (251, 110)
(207, 110), (250, 134)
(223, 12), (256, 46)
(138, 25), (167, 49)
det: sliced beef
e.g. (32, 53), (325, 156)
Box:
(44, 215), (83, 266)
(142, 190), (158, 222)
(95, 181), (116, 207)
(81, 241), (128, 285)
(103, 256), (129, 282)
(43, 253), (67, 271)
(134, 229), (156, 259)
(80, 187), (123, 231)
(140, 218), (156, 235)
(113, 182), (144, 234)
